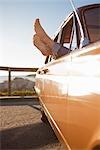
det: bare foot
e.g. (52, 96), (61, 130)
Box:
(33, 34), (53, 56)
(34, 18), (54, 49)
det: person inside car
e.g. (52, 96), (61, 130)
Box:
(33, 18), (71, 59)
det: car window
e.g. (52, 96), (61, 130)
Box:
(62, 15), (78, 51)
(70, 26), (77, 50)
(62, 17), (73, 49)
(84, 6), (100, 43)
(70, 17), (78, 50)
(45, 14), (79, 64)
(54, 30), (63, 43)
(45, 28), (64, 64)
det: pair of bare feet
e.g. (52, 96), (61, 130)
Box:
(33, 19), (54, 56)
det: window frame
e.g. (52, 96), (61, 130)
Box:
(45, 12), (81, 64)
(82, 5), (100, 43)
(61, 13), (80, 51)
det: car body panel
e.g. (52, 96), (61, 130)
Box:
(64, 41), (100, 149)
(35, 4), (100, 150)
(35, 41), (100, 149)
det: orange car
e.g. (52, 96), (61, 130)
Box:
(35, 4), (100, 150)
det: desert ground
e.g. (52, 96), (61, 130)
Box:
(0, 97), (64, 150)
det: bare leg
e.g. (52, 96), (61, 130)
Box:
(33, 34), (53, 56)
(34, 18), (55, 49)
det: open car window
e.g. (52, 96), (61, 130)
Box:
(45, 29), (63, 64)
(62, 16), (73, 49)
(45, 14), (79, 64)
(62, 14), (79, 51)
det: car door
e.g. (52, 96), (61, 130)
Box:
(35, 14), (78, 148)
(36, 52), (72, 147)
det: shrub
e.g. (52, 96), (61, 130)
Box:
(0, 90), (36, 96)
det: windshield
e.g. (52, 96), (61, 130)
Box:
(84, 6), (100, 43)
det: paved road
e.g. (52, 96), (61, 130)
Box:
(0, 97), (64, 150)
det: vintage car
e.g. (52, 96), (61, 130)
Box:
(35, 3), (100, 150)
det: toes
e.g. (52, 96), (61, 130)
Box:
(35, 18), (40, 25)
(34, 18), (41, 33)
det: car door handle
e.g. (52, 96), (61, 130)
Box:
(42, 68), (49, 74)
(38, 68), (49, 74)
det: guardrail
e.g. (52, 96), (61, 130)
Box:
(0, 66), (38, 96)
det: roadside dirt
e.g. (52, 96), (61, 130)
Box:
(0, 99), (64, 150)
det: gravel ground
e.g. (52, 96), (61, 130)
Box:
(0, 99), (65, 150)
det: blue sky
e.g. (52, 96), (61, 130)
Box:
(0, 0), (99, 75)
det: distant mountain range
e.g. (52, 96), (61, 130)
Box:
(0, 77), (35, 92)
